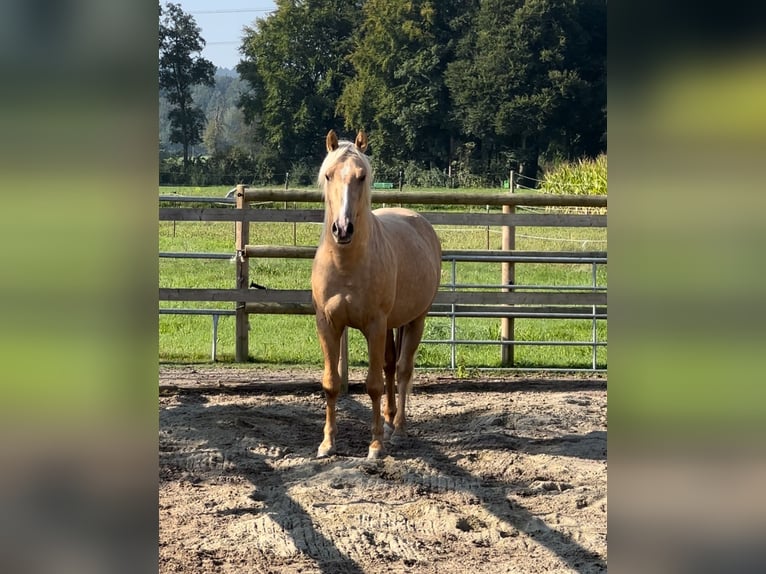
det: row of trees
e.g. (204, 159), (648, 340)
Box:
(160, 0), (606, 187)
(159, 70), (253, 155)
(159, 68), (271, 186)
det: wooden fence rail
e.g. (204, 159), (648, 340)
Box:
(159, 184), (607, 373)
(159, 207), (605, 228)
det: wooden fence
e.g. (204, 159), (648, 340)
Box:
(160, 184), (607, 374)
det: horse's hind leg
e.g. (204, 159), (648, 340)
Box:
(315, 315), (343, 458)
(364, 319), (388, 459)
(383, 328), (397, 440)
(393, 314), (427, 438)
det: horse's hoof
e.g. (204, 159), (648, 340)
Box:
(317, 443), (335, 458)
(390, 430), (406, 445)
(367, 445), (384, 459)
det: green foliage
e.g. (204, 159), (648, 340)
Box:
(158, 1), (606, 188)
(287, 160), (317, 187)
(402, 162), (447, 188)
(161, 70), (262, 164)
(202, 102), (228, 157)
(236, 0), (360, 172)
(445, 0), (606, 181)
(539, 154), (607, 196)
(160, 145), (285, 187)
(455, 361), (469, 379)
(337, 0), (457, 167)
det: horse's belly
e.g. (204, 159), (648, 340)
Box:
(386, 291), (434, 328)
(375, 208), (442, 327)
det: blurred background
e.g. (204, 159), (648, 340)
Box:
(610, 1), (766, 571)
(0, 1), (765, 572)
(0, 2), (158, 573)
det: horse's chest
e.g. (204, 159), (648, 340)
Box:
(319, 277), (391, 327)
(324, 284), (370, 313)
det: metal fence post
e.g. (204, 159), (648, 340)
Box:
(592, 261), (598, 370)
(211, 314), (219, 362)
(451, 258), (457, 370)
(501, 171), (516, 366)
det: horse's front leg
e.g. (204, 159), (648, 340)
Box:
(365, 320), (388, 459)
(383, 328), (397, 441)
(316, 313), (343, 458)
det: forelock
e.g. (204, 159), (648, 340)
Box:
(317, 141), (371, 188)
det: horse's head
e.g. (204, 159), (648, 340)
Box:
(318, 130), (371, 245)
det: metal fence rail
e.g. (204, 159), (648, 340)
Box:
(431, 250), (606, 371)
(159, 249), (607, 370)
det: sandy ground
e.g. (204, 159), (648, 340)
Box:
(159, 366), (607, 573)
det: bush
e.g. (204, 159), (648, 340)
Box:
(287, 160), (316, 187)
(402, 162), (448, 188)
(159, 157), (185, 185)
(160, 148), (281, 186)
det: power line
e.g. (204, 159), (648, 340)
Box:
(190, 9), (272, 14)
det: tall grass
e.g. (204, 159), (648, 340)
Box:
(539, 154), (607, 196)
(159, 186), (607, 370)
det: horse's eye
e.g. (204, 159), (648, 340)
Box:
(325, 173), (331, 181)
(359, 175), (366, 182)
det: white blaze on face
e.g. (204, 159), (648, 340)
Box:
(338, 164), (352, 229)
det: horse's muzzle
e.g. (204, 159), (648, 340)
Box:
(331, 220), (354, 244)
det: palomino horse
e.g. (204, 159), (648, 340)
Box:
(311, 130), (442, 459)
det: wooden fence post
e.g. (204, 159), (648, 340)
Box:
(501, 172), (516, 366)
(235, 184), (249, 362)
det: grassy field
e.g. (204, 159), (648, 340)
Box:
(160, 185), (607, 370)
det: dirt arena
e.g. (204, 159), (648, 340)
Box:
(159, 366), (607, 573)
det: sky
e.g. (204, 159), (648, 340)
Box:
(170, 1), (276, 70)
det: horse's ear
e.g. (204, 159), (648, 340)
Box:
(326, 130), (339, 152)
(354, 131), (368, 153)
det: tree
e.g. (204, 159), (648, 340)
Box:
(237, 0), (361, 172)
(159, 2), (216, 167)
(202, 94), (228, 157)
(337, 0), (465, 169)
(445, 0), (606, 183)
(162, 0), (605, 185)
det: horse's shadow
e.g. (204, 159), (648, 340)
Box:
(161, 383), (606, 573)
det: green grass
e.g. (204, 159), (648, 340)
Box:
(160, 185), (607, 369)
